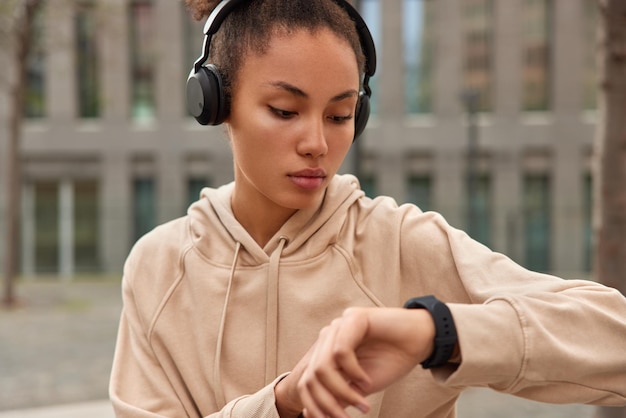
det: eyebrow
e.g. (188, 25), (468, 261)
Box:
(266, 81), (358, 102)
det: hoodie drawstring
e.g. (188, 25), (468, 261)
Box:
(265, 236), (287, 384)
(213, 241), (241, 408)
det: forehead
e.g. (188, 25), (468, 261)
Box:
(241, 27), (358, 73)
(232, 28), (360, 101)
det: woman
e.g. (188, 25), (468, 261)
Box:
(109, 0), (626, 417)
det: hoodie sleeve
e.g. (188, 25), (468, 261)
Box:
(109, 248), (285, 418)
(109, 269), (193, 417)
(206, 375), (289, 418)
(400, 212), (626, 406)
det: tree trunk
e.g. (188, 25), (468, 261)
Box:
(2, 0), (41, 307)
(593, 0), (626, 416)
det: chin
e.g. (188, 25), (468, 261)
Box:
(280, 190), (325, 211)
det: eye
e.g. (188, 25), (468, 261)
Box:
(328, 114), (353, 124)
(268, 105), (297, 119)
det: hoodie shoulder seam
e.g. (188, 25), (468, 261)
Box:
(332, 244), (386, 307)
(146, 239), (195, 340)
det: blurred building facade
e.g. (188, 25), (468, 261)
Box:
(0, 0), (598, 278)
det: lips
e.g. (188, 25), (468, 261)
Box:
(288, 168), (327, 190)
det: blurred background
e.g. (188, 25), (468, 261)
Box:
(0, 0), (620, 417)
(0, 0), (602, 280)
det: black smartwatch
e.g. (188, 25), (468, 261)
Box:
(403, 295), (458, 369)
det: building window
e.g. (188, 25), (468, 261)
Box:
(359, 175), (377, 198)
(24, 6), (46, 118)
(522, 0), (553, 111)
(133, 178), (156, 242)
(129, 0), (155, 122)
(358, 0), (381, 115)
(187, 177), (209, 208)
(34, 182), (59, 273)
(406, 175), (432, 211)
(523, 174), (551, 272)
(583, 0), (599, 110)
(75, 1), (101, 118)
(403, 0), (435, 114)
(467, 174), (491, 247)
(74, 180), (100, 272)
(462, 0), (494, 112)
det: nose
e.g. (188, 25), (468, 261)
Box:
(296, 116), (328, 158)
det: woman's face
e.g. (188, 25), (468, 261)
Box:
(227, 27), (360, 218)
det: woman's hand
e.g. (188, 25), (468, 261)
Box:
(297, 307), (436, 418)
(275, 345), (315, 418)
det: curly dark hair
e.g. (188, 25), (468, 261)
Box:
(184, 0), (366, 115)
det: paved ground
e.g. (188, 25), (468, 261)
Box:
(0, 279), (601, 417)
(0, 400), (113, 418)
(0, 279), (121, 412)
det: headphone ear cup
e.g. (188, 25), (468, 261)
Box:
(186, 64), (228, 125)
(353, 92), (370, 140)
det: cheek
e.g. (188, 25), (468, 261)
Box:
(231, 125), (285, 172)
(239, 118), (299, 160)
(232, 105), (286, 145)
(328, 132), (354, 160)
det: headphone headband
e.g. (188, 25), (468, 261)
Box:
(334, 0), (376, 78)
(193, 0), (248, 73)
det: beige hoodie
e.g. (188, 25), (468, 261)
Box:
(109, 174), (626, 417)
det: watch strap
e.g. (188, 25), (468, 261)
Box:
(403, 295), (458, 369)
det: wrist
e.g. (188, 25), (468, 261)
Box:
(274, 374), (302, 418)
(406, 308), (436, 361)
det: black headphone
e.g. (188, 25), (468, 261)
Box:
(186, 0), (377, 140)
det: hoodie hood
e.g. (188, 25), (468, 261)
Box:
(188, 174), (365, 266)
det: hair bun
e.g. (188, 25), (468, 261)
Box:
(185, 0), (221, 21)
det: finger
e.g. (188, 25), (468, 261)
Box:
(298, 325), (348, 418)
(301, 367), (370, 418)
(331, 310), (374, 392)
(306, 319), (370, 413)
(299, 374), (351, 418)
(323, 314), (373, 409)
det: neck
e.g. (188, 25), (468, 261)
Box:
(231, 190), (297, 248)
